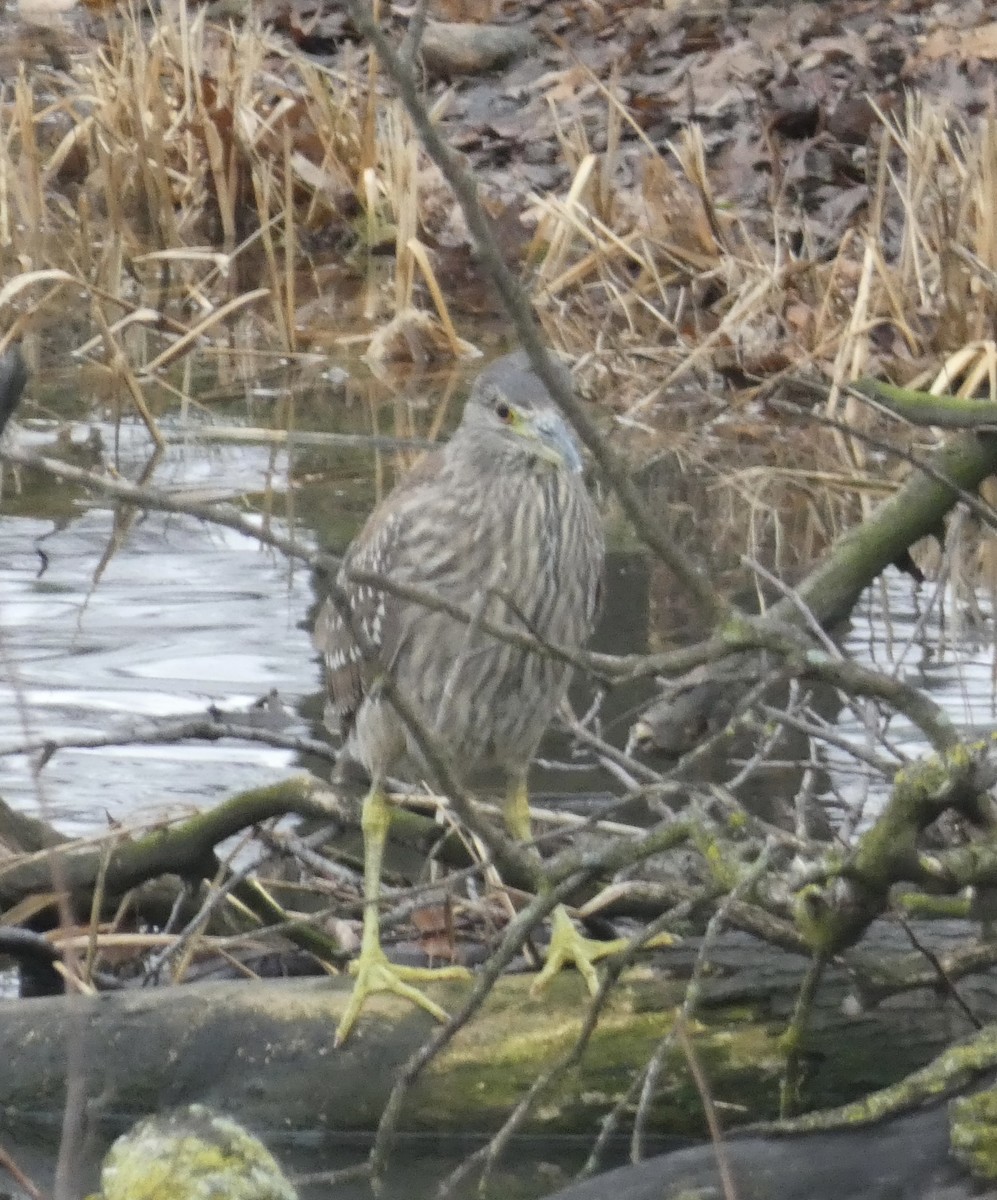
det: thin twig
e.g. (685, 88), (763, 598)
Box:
(893, 910), (982, 1031)
(367, 873), (586, 1182)
(0, 714), (339, 768)
(399, 0), (430, 64)
(631, 840), (778, 1159)
(438, 909), (678, 1199)
(676, 1014), (739, 1200)
(770, 390), (997, 532)
(0, 444), (324, 569)
(0, 1141), (45, 1200)
(779, 953), (826, 1119)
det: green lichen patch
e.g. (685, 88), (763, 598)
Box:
(414, 974), (786, 1135)
(762, 1027), (997, 1137)
(950, 1088), (997, 1180)
(895, 891), (972, 919)
(92, 1105), (297, 1200)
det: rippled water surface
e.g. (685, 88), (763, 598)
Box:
(1, 430), (317, 834)
(830, 570), (997, 826)
(4, 470), (991, 837)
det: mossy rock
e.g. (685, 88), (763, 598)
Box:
(87, 1105), (297, 1200)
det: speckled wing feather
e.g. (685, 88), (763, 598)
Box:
(313, 450), (445, 737)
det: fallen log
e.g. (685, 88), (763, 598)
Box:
(543, 1091), (982, 1200)
(2, 926), (997, 1137)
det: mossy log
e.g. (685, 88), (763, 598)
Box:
(782, 429), (997, 629)
(0, 779), (327, 911)
(855, 379), (997, 430)
(0, 778), (350, 963)
(547, 1016), (997, 1200)
(3, 926), (997, 1138)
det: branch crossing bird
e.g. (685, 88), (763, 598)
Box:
(314, 351), (623, 1044)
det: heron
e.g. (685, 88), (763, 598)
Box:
(315, 351), (620, 1044)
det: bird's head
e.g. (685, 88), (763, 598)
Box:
(457, 351), (585, 474)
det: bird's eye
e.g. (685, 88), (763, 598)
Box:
(495, 402), (512, 422)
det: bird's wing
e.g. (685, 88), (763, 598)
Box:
(314, 450), (445, 733)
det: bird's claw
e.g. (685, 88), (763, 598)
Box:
(530, 906), (675, 998)
(334, 942), (471, 1046)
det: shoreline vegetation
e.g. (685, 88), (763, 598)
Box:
(7, 1), (997, 1196)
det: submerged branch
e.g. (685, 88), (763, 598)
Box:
(0, 444), (327, 569)
(0, 713), (339, 768)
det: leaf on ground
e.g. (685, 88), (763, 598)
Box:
(364, 309), (479, 366)
(914, 21), (997, 66)
(410, 900), (460, 965)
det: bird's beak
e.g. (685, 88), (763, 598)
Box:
(526, 410), (585, 474)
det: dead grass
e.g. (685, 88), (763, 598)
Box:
(0, 0), (468, 421)
(525, 84), (997, 592)
(3, 7), (997, 594)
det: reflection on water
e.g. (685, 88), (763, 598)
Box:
(829, 568), (997, 828)
(0, 467), (316, 834)
(845, 569), (997, 729)
(2, 1121), (682, 1200)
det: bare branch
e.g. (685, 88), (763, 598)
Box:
(0, 444), (324, 569)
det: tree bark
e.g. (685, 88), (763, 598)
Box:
(2, 926), (995, 1137)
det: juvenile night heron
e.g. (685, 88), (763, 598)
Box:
(316, 351), (616, 1044)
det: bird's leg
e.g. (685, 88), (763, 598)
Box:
(334, 785), (471, 1046)
(503, 776), (534, 844)
(502, 778), (635, 998)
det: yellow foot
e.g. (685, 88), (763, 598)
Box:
(334, 942), (471, 1046)
(530, 906), (675, 998)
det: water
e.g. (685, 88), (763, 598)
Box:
(0, 399), (655, 833)
(0, 437), (316, 833)
(0, 377), (658, 1200)
(829, 568), (997, 829)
